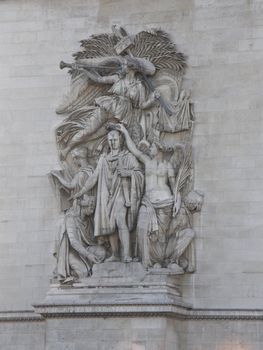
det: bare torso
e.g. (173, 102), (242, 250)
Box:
(144, 159), (173, 202)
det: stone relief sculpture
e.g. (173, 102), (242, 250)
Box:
(73, 128), (144, 263)
(49, 26), (203, 283)
(49, 148), (106, 284)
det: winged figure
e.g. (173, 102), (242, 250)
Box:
(55, 26), (193, 160)
(51, 26), (203, 276)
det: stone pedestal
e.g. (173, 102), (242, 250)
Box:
(34, 263), (190, 350)
(34, 263), (189, 316)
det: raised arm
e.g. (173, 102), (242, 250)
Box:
(76, 59), (119, 84)
(115, 124), (148, 164)
(50, 171), (78, 190)
(73, 161), (100, 198)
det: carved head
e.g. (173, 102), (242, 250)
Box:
(184, 190), (204, 212)
(138, 138), (173, 159)
(107, 130), (123, 151)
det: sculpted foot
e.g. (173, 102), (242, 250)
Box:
(153, 263), (162, 269)
(61, 276), (75, 284)
(105, 255), (120, 262)
(167, 263), (184, 274)
(123, 256), (132, 263)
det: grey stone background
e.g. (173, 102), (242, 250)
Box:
(1, 0), (263, 310)
(0, 0), (263, 348)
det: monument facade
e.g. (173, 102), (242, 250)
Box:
(1, 1), (263, 349)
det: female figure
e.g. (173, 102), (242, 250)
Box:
(115, 124), (181, 269)
(60, 56), (159, 159)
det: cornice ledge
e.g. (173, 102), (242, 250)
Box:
(2, 307), (263, 322)
(32, 303), (263, 321)
(188, 309), (263, 320)
(0, 310), (44, 322)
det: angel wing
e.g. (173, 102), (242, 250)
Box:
(73, 33), (118, 59)
(130, 29), (186, 73)
(56, 71), (110, 115)
(56, 106), (108, 152)
(56, 56), (123, 152)
(56, 31), (120, 115)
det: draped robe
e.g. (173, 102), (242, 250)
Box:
(93, 150), (144, 237)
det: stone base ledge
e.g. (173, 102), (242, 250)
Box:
(31, 263), (263, 320)
(33, 303), (190, 318)
(37, 262), (185, 310)
(0, 310), (43, 322)
(2, 308), (263, 322)
(188, 309), (263, 320)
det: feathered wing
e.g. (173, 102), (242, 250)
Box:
(56, 57), (123, 151)
(130, 29), (187, 73)
(56, 106), (109, 152)
(56, 29), (188, 152)
(56, 31), (119, 115)
(56, 72), (109, 115)
(73, 33), (118, 59)
(56, 55), (123, 116)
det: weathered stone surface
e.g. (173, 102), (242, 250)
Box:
(1, 0), (263, 349)
(34, 262), (186, 318)
(50, 25), (199, 283)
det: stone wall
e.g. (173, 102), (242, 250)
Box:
(0, 0), (263, 348)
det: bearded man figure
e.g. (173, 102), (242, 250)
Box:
(49, 147), (106, 284)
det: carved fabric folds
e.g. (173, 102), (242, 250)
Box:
(54, 208), (93, 280)
(137, 196), (174, 267)
(94, 150), (144, 237)
(95, 77), (146, 126)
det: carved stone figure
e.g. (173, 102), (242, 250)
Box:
(114, 123), (193, 271)
(58, 56), (159, 160)
(49, 148), (106, 283)
(50, 26), (202, 279)
(73, 129), (144, 263)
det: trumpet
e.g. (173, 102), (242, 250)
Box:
(59, 60), (121, 71)
(59, 60), (88, 70)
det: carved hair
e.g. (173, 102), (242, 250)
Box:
(184, 190), (204, 212)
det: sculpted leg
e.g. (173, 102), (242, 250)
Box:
(116, 213), (132, 263)
(136, 206), (152, 268)
(105, 233), (120, 262)
(166, 228), (195, 269)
